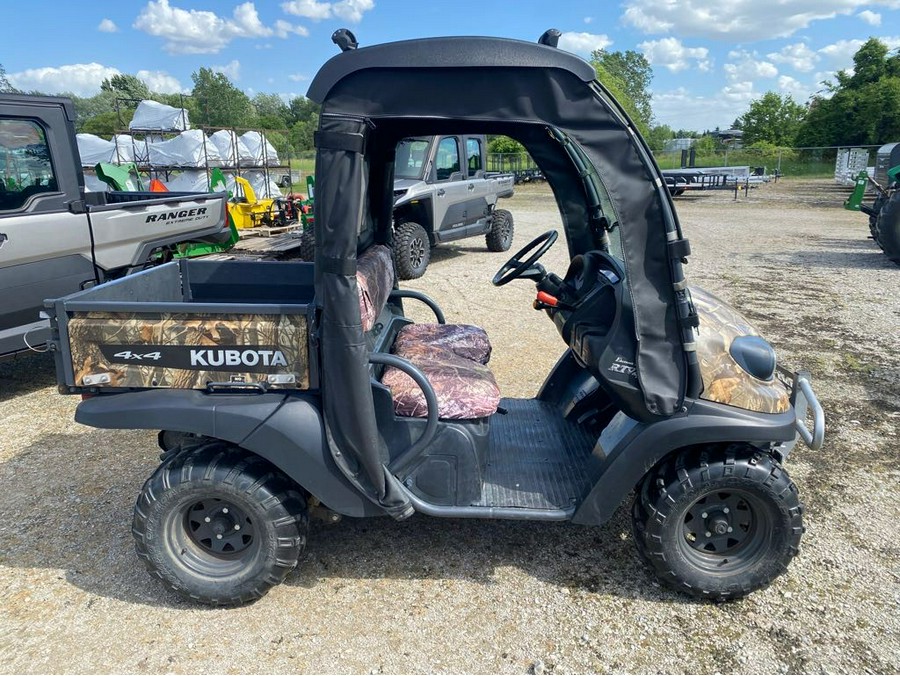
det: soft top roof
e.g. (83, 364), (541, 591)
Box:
(307, 36), (596, 103)
(308, 33), (701, 514)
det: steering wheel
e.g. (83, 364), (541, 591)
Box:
(491, 230), (558, 286)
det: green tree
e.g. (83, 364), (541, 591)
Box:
(738, 92), (806, 146)
(645, 124), (675, 153)
(190, 67), (254, 128)
(0, 63), (16, 93)
(101, 74), (150, 101)
(796, 38), (900, 146)
(591, 49), (653, 132)
(252, 93), (290, 129)
(288, 96), (319, 126)
(487, 136), (526, 154)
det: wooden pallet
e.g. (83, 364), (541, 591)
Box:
(239, 222), (303, 238)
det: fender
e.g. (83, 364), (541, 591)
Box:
(75, 389), (381, 517)
(572, 398), (797, 526)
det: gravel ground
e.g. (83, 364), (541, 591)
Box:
(1, 178), (898, 674)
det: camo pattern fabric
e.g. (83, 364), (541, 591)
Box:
(356, 244), (394, 332)
(394, 323), (492, 364)
(68, 311), (309, 390)
(382, 342), (500, 419)
(692, 287), (790, 414)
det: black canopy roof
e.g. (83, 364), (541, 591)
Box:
(307, 34), (701, 515)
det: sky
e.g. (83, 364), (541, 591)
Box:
(2, 0), (899, 132)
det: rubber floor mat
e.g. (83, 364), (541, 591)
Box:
(472, 398), (595, 509)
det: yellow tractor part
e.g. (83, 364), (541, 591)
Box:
(230, 176), (278, 230)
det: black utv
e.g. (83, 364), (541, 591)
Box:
(48, 30), (824, 605)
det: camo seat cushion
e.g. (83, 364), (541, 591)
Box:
(382, 343), (500, 419)
(356, 244), (394, 332)
(393, 323), (492, 364)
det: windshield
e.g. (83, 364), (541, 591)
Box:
(394, 138), (431, 180)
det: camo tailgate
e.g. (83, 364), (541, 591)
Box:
(67, 311), (309, 390)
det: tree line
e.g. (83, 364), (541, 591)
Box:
(4, 37), (899, 159)
(0, 67), (319, 157)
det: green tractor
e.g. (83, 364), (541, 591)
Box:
(844, 144), (900, 266)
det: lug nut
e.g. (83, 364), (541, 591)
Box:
(204, 517), (211, 523)
(701, 512), (708, 518)
(705, 531), (712, 538)
(222, 508), (229, 514)
(723, 507), (730, 514)
(216, 534), (223, 540)
(727, 527), (733, 533)
(234, 525), (240, 530)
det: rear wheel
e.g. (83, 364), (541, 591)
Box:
(299, 229), (316, 262)
(632, 444), (803, 599)
(393, 221), (431, 279)
(132, 443), (308, 606)
(874, 191), (900, 266)
(486, 208), (514, 252)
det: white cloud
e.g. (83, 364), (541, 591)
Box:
(557, 32), (612, 57)
(281, 0), (333, 19)
(818, 36), (900, 70)
(652, 87), (745, 131)
(136, 69), (188, 94)
(333, 0), (374, 22)
(721, 80), (755, 103)
(134, 0), (308, 54)
(623, 0), (900, 41)
(274, 19), (309, 38)
(858, 9), (882, 24)
(639, 37), (709, 72)
(97, 18), (118, 32)
(7, 63), (121, 97)
(584, 16), (593, 24)
(281, 0), (374, 22)
(723, 50), (778, 82)
(777, 75), (811, 100)
(767, 43), (820, 72)
(212, 60), (241, 81)
(288, 73), (310, 82)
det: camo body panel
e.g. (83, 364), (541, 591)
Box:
(692, 287), (790, 414)
(68, 311), (309, 389)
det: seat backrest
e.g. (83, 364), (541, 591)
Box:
(356, 244), (395, 332)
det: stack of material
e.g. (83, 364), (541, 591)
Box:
(76, 134), (116, 166)
(130, 100), (190, 131)
(148, 130), (224, 167)
(209, 130), (255, 166)
(241, 131), (280, 166)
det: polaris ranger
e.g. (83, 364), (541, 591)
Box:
(0, 94), (230, 358)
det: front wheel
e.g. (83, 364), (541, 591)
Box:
(132, 443), (309, 606)
(632, 444), (804, 599)
(393, 221), (431, 280)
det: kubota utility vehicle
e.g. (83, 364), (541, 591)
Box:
(48, 30), (824, 605)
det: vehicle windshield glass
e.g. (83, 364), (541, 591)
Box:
(394, 138), (430, 180)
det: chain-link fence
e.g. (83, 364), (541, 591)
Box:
(299, 146), (884, 183)
(652, 145), (883, 178)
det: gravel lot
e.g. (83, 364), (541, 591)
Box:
(1, 178), (898, 674)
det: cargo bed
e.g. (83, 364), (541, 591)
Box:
(47, 260), (315, 393)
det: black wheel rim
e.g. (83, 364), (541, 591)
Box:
(677, 488), (772, 574)
(409, 236), (427, 270)
(166, 496), (260, 578)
